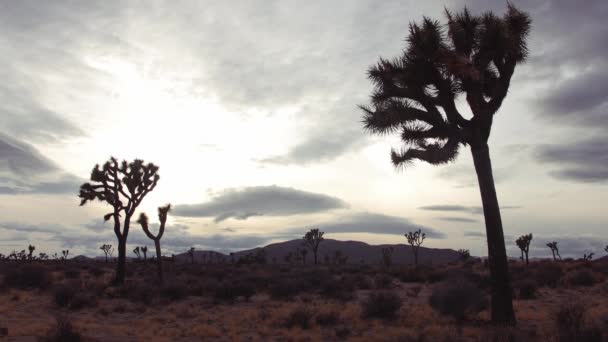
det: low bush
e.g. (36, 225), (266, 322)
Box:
(555, 303), (603, 342)
(69, 293), (96, 310)
(269, 279), (301, 300)
(316, 310), (340, 326)
(44, 316), (81, 342)
(517, 279), (538, 299)
(160, 283), (188, 301)
(532, 262), (563, 287)
(3, 265), (50, 290)
(53, 285), (76, 308)
(320, 278), (354, 301)
(361, 291), (402, 320)
(213, 283), (256, 303)
(564, 269), (597, 287)
(429, 279), (487, 321)
(284, 307), (313, 329)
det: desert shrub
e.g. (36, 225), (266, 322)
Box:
(89, 267), (106, 278)
(555, 303), (603, 342)
(565, 269), (597, 287)
(429, 280), (487, 321)
(320, 278), (354, 301)
(374, 274), (393, 289)
(284, 307), (313, 329)
(532, 262), (563, 287)
(517, 279), (538, 299)
(353, 274), (372, 289)
(69, 293), (96, 310)
(316, 310), (340, 326)
(64, 268), (80, 279)
(44, 316), (81, 342)
(361, 291), (402, 320)
(160, 283), (188, 301)
(269, 279), (301, 300)
(53, 285), (76, 308)
(122, 283), (157, 304)
(398, 267), (430, 283)
(3, 265), (50, 290)
(213, 283), (256, 303)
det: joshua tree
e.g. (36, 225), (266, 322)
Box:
(405, 229), (426, 266)
(457, 249), (471, 262)
(546, 241), (561, 261)
(187, 247), (195, 264)
(360, 5), (531, 324)
(515, 234), (532, 265)
(78, 157), (160, 284)
(303, 228), (324, 265)
(605, 245), (608, 254)
(141, 246), (148, 261)
(100, 244), (113, 262)
(137, 204), (171, 282)
(38, 253), (48, 260)
(27, 245), (35, 260)
(61, 250), (69, 261)
(582, 253), (594, 261)
(133, 246), (141, 260)
(381, 247), (394, 269)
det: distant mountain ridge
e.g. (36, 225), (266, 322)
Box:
(174, 239), (461, 265)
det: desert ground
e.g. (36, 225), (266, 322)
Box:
(1, 257), (607, 341)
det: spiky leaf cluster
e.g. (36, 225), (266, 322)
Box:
(361, 4), (531, 167)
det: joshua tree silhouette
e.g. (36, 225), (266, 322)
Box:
(381, 247), (394, 269)
(78, 157), (160, 284)
(516, 234), (532, 265)
(546, 241), (561, 261)
(137, 204), (171, 282)
(188, 247), (195, 264)
(133, 246), (141, 260)
(405, 229), (426, 266)
(100, 244), (113, 262)
(27, 245), (35, 261)
(457, 249), (471, 261)
(303, 228), (324, 265)
(141, 246), (148, 261)
(360, 4), (530, 325)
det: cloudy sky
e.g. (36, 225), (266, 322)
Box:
(1, 0), (606, 259)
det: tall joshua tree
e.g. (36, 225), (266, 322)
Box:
(360, 5), (530, 324)
(303, 228), (324, 265)
(137, 204), (171, 282)
(381, 247), (394, 270)
(300, 247), (308, 265)
(546, 241), (561, 261)
(100, 244), (113, 262)
(405, 229), (426, 266)
(78, 157), (160, 284)
(515, 234), (532, 265)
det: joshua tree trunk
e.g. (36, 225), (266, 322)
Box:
(154, 240), (163, 283)
(550, 250), (555, 261)
(471, 143), (516, 325)
(116, 237), (127, 284)
(413, 248), (419, 266)
(313, 249), (318, 265)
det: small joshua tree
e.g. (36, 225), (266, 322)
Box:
(381, 247), (394, 270)
(457, 249), (471, 262)
(303, 228), (324, 265)
(137, 204), (171, 282)
(61, 250), (69, 262)
(28, 245), (35, 260)
(78, 157), (160, 284)
(582, 253), (594, 261)
(546, 241), (561, 261)
(605, 245), (608, 254)
(38, 253), (48, 260)
(141, 246), (148, 261)
(188, 247), (195, 264)
(100, 244), (113, 263)
(515, 234), (532, 265)
(405, 229), (426, 266)
(133, 246), (141, 260)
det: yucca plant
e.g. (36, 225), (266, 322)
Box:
(515, 234), (532, 265)
(137, 204), (171, 283)
(361, 4), (531, 324)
